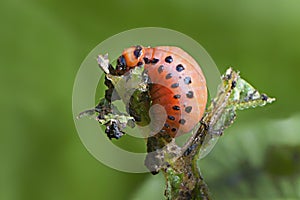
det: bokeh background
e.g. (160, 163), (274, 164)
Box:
(1, 0), (300, 199)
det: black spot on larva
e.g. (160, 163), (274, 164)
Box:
(186, 91), (194, 98)
(185, 106), (192, 113)
(151, 58), (159, 64)
(172, 105), (180, 111)
(137, 61), (143, 66)
(164, 123), (170, 128)
(168, 115), (175, 121)
(166, 73), (172, 79)
(158, 65), (164, 73)
(171, 83), (179, 88)
(179, 119), (186, 125)
(184, 77), (192, 85)
(165, 56), (173, 63)
(171, 128), (177, 132)
(133, 45), (143, 59)
(176, 64), (185, 72)
(143, 57), (150, 64)
(173, 94), (181, 99)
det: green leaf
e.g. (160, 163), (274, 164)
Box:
(132, 114), (300, 199)
(200, 114), (300, 199)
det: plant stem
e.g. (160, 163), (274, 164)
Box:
(146, 68), (275, 200)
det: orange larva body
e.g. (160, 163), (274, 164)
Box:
(116, 46), (207, 138)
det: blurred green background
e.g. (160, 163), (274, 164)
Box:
(1, 0), (300, 199)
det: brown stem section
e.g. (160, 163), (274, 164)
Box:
(163, 124), (212, 200)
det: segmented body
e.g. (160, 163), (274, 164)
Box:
(115, 45), (207, 137)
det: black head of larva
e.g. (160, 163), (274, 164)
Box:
(116, 55), (127, 72)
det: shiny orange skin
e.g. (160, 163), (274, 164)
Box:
(117, 46), (207, 138)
